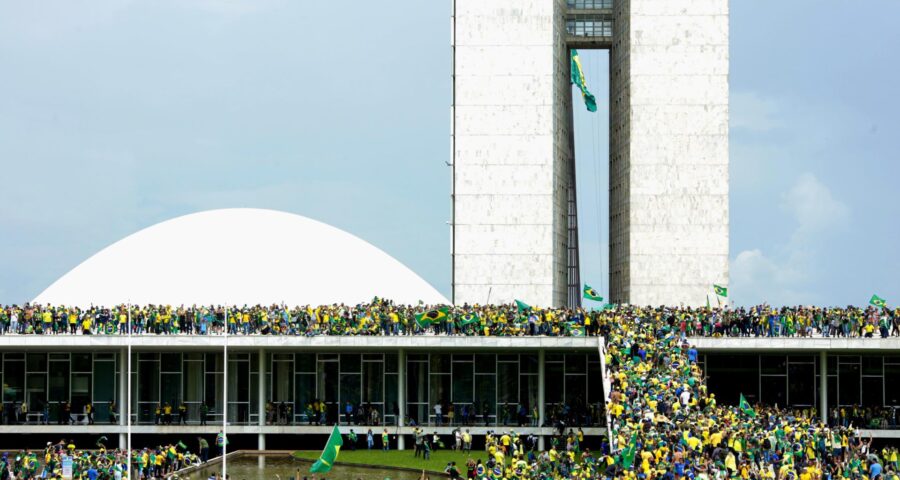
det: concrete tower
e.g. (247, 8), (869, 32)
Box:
(451, 0), (729, 307)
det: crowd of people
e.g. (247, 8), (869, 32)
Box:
(0, 437), (206, 480)
(0, 302), (896, 338)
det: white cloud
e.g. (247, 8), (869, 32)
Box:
(731, 91), (783, 132)
(781, 172), (850, 234)
(731, 173), (850, 305)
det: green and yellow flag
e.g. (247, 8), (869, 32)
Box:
(739, 393), (756, 418)
(457, 312), (480, 327)
(415, 307), (449, 328)
(619, 432), (638, 469)
(310, 425), (343, 473)
(570, 49), (597, 112)
(714, 284), (728, 297)
(870, 294), (887, 308)
(515, 300), (531, 313)
(583, 284), (603, 302)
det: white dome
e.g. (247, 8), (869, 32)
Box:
(33, 208), (448, 307)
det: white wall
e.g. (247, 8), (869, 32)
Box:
(610, 0), (729, 306)
(452, 0), (570, 307)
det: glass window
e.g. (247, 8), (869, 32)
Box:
(318, 362), (339, 403)
(233, 361), (250, 403)
(475, 354), (496, 374)
(295, 374), (316, 413)
(429, 374), (451, 408)
(498, 363), (518, 404)
(885, 364), (900, 405)
(71, 373), (92, 409)
(588, 363), (603, 404)
(93, 362), (116, 403)
(339, 374), (361, 406)
(760, 376), (787, 406)
(72, 354), (92, 372)
(519, 375), (539, 411)
(161, 373), (181, 405)
(384, 374), (399, 420)
(566, 355), (586, 374)
(384, 354), (398, 373)
(271, 360), (293, 402)
(26, 373), (46, 412)
(341, 354), (361, 373)
(27, 353), (47, 372)
(565, 375), (586, 405)
(452, 362), (474, 404)
(430, 354), (449, 373)
(161, 353), (181, 373)
(296, 354), (315, 373)
(474, 375), (496, 416)
(705, 354), (760, 404)
(787, 364), (814, 406)
(761, 356), (787, 375)
(407, 362), (427, 403)
(363, 362), (384, 404)
(183, 361), (204, 402)
(838, 363), (860, 405)
(862, 377), (883, 407)
(862, 356), (883, 376)
(139, 362), (159, 402)
(49, 361), (70, 402)
(520, 355), (537, 374)
(546, 363), (564, 404)
(205, 353), (222, 373)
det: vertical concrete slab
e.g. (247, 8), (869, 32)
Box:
(609, 0), (729, 306)
(452, 0), (574, 307)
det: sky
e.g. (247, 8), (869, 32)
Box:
(0, 0), (897, 307)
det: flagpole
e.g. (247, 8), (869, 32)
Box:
(127, 301), (132, 479)
(223, 304), (228, 480)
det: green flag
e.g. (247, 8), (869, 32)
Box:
(870, 294), (887, 308)
(619, 432), (638, 469)
(739, 393), (756, 418)
(310, 425), (343, 473)
(583, 284), (603, 302)
(714, 284), (728, 297)
(570, 49), (597, 112)
(415, 307), (449, 328)
(515, 300), (531, 313)
(457, 312), (480, 327)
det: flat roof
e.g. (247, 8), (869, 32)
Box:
(0, 335), (602, 352)
(688, 337), (900, 353)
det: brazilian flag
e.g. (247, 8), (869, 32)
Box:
(457, 313), (480, 327)
(739, 393), (756, 418)
(714, 284), (728, 297)
(570, 49), (598, 112)
(583, 284), (603, 302)
(415, 307), (449, 328)
(568, 322), (585, 337)
(310, 425), (343, 473)
(515, 300), (531, 313)
(619, 432), (638, 469)
(870, 294), (887, 308)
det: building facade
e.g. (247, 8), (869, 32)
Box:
(451, 0), (729, 307)
(1, 336), (899, 450)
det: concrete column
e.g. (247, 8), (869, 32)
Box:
(397, 349), (406, 451)
(258, 349), (266, 467)
(537, 349), (545, 451)
(819, 350), (828, 425)
(258, 434), (266, 468)
(119, 347), (127, 448)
